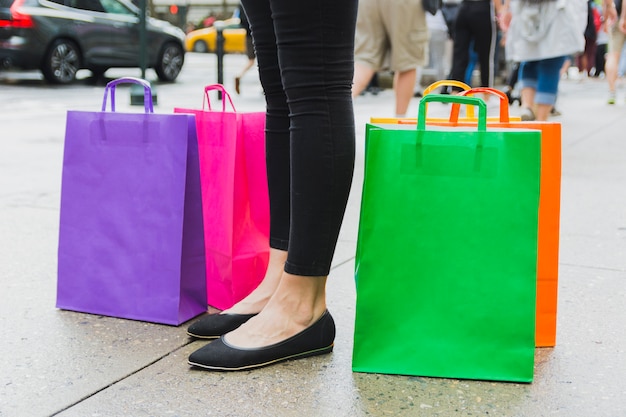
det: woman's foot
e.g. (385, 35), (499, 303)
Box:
(188, 310), (335, 371)
(188, 273), (332, 370)
(225, 273), (328, 348)
(221, 248), (287, 315)
(186, 313), (257, 339)
(186, 249), (287, 338)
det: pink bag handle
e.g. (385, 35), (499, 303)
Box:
(450, 87), (510, 123)
(102, 77), (154, 113)
(203, 84), (237, 112)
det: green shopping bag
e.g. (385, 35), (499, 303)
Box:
(352, 94), (541, 383)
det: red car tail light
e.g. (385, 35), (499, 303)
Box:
(0, 0), (34, 28)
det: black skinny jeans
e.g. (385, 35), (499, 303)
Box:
(449, 0), (496, 88)
(240, 0), (358, 276)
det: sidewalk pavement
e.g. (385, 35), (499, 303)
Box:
(1, 54), (625, 417)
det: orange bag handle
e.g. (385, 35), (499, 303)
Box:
(451, 87), (510, 123)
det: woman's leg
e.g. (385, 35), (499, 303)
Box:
(228, 0), (357, 348)
(519, 60), (538, 120)
(222, 0), (289, 316)
(533, 56), (566, 121)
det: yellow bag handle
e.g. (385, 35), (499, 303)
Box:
(422, 80), (474, 118)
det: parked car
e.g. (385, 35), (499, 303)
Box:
(0, 0), (186, 84)
(184, 18), (246, 54)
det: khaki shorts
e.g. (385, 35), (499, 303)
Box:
(354, 0), (429, 72)
(607, 24), (626, 54)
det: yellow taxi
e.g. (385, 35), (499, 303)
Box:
(184, 18), (247, 54)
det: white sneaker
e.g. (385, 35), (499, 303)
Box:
(608, 91), (616, 105)
(520, 107), (536, 121)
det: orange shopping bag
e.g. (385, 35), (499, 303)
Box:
(371, 87), (560, 346)
(431, 87), (561, 347)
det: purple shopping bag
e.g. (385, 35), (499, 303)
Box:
(56, 77), (207, 325)
(175, 85), (270, 310)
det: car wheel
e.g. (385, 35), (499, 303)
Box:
(155, 43), (184, 82)
(193, 41), (208, 53)
(41, 39), (81, 84)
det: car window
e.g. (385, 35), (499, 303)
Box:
(0, 0), (15, 7)
(68, 0), (105, 12)
(99, 0), (134, 15)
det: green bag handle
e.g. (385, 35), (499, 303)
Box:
(417, 94), (487, 132)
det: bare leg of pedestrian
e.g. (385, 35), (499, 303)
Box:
(394, 69), (416, 117)
(352, 63), (376, 97)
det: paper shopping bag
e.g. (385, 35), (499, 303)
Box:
(390, 87), (561, 347)
(446, 87), (561, 347)
(57, 77), (207, 325)
(175, 84), (270, 310)
(353, 94), (541, 382)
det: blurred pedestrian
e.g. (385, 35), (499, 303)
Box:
(352, 0), (429, 117)
(594, 1), (609, 77)
(499, 0), (587, 121)
(603, 0), (626, 104)
(420, 8), (452, 94)
(234, 3), (256, 94)
(447, 0), (503, 91)
(442, 0), (462, 40)
(576, 0), (600, 78)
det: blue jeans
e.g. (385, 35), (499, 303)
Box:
(519, 56), (567, 106)
(240, 0), (358, 276)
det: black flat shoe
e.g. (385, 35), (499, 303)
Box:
(187, 313), (257, 339)
(188, 310), (335, 371)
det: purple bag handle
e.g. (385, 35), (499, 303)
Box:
(102, 77), (154, 113)
(203, 84), (236, 112)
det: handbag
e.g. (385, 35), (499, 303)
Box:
(422, 0), (442, 16)
(56, 77), (207, 325)
(353, 94), (541, 382)
(175, 85), (270, 311)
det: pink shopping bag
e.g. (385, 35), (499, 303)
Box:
(175, 84), (270, 310)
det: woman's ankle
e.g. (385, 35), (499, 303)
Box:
(223, 248), (287, 315)
(266, 273), (328, 324)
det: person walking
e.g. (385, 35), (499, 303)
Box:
(447, 0), (502, 91)
(499, 0), (587, 121)
(351, 0), (430, 117)
(576, 0), (599, 78)
(185, 0), (358, 371)
(603, 0), (626, 104)
(233, 3), (256, 94)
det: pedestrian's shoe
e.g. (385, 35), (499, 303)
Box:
(550, 107), (562, 117)
(187, 313), (257, 339)
(188, 310), (336, 371)
(520, 107), (536, 121)
(608, 91), (616, 105)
